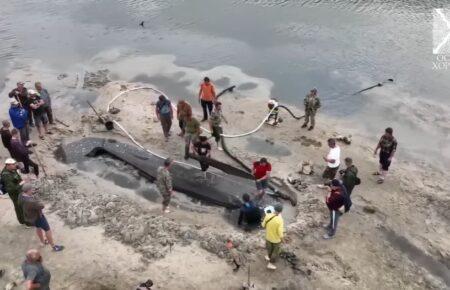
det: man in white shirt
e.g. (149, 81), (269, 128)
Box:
(322, 138), (341, 182)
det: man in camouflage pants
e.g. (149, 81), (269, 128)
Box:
(302, 88), (321, 131)
(156, 158), (174, 214)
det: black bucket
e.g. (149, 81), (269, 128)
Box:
(105, 120), (114, 131)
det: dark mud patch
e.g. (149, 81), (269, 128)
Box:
(292, 136), (322, 148)
(381, 227), (450, 287)
(245, 136), (292, 157)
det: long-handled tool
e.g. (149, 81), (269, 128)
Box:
(87, 100), (114, 130)
(30, 145), (47, 178)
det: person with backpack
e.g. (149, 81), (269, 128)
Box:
(339, 157), (360, 196)
(155, 95), (173, 142)
(261, 204), (284, 270)
(323, 179), (351, 240)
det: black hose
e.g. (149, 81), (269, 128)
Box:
(277, 105), (305, 120)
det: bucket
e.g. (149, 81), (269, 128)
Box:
(105, 120), (114, 131)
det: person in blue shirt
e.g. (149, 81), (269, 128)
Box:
(9, 99), (30, 146)
(238, 193), (262, 230)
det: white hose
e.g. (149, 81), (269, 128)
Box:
(107, 86), (276, 138)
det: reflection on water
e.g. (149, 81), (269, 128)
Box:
(0, 0), (449, 167)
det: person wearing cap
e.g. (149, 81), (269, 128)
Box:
(1, 158), (25, 224)
(9, 98), (30, 146)
(19, 184), (64, 251)
(198, 77), (216, 121)
(261, 204), (284, 270)
(29, 89), (51, 140)
(10, 129), (39, 177)
(209, 101), (227, 150)
(301, 88), (321, 131)
(156, 158), (174, 214)
(22, 249), (52, 290)
(0, 120), (13, 156)
(9, 82), (34, 127)
(252, 158), (272, 197)
(35, 82), (54, 125)
(155, 95), (173, 142)
(323, 179), (346, 239)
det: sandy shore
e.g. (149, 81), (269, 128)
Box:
(0, 78), (449, 289)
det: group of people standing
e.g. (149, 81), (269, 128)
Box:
(1, 81), (62, 290)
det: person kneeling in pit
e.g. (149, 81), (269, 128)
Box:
(265, 99), (281, 126)
(193, 136), (211, 178)
(237, 193), (262, 231)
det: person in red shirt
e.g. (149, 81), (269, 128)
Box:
(198, 77), (216, 121)
(324, 179), (346, 240)
(252, 158), (271, 197)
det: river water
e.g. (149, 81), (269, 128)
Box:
(0, 0), (449, 167)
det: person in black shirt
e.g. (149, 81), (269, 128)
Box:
(8, 82), (33, 127)
(193, 136), (211, 177)
(28, 90), (51, 140)
(238, 193), (262, 230)
(0, 120), (13, 156)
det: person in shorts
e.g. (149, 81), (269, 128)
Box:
(28, 89), (51, 140)
(252, 158), (272, 197)
(18, 183), (64, 251)
(373, 127), (397, 184)
(22, 249), (52, 290)
(322, 138), (341, 182)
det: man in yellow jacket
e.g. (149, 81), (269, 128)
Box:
(261, 204), (284, 270)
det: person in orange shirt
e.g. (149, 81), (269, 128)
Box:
(198, 77), (216, 121)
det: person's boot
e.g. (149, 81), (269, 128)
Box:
(308, 126), (314, 131)
(301, 123), (307, 128)
(267, 263), (277, 270)
(323, 233), (334, 240)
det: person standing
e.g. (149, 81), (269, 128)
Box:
(28, 90), (51, 140)
(193, 136), (211, 177)
(184, 113), (201, 159)
(323, 179), (346, 240)
(155, 95), (173, 141)
(1, 158), (24, 224)
(374, 127), (397, 184)
(9, 99), (30, 146)
(301, 88), (321, 131)
(198, 77), (216, 121)
(10, 129), (39, 177)
(209, 101), (227, 150)
(340, 157), (359, 196)
(261, 204), (284, 270)
(19, 184), (64, 251)
(176, 100), (192, 137)
(9, 81), (33, 127)
(0, 120), (13, 156)
(252, 158), (272, 198)
(322, 138), (341, 182)
(35, 82), (54, 125)
(22, 249), (52, 290)
(156, 158), (174, 214)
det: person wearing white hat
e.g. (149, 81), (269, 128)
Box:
(9, 82), (34, 127)
(1, 158), (25, 224)
(9, 98), (30, 146)
(29, 89), (51, 140)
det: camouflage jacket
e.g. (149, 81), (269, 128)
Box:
(1, 168), (22, 197)
(156, 166), (172, 195)
(304, 94), (321, 112)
